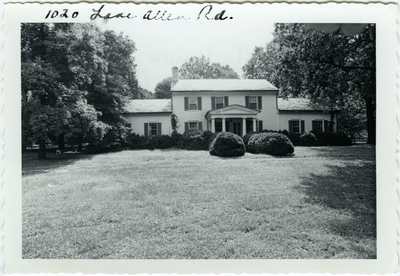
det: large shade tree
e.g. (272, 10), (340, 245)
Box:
(179, 55), (240, 79)
(243, 23), (375, 144)
(21, 23), (140, 158)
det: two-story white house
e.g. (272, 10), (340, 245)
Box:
(123, 68), (337, 137)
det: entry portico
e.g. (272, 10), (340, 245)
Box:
(205, 104), (260, 136)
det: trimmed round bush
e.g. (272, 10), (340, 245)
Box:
(247, 132), (294, 156)
(300, 132), (317, 146)
(243, 131), (258, 147)
(209, 132), (246, 157)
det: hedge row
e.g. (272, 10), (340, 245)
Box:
(122, 130), (216, 151)
(245, 130), (352, 147)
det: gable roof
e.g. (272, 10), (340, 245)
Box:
(171, 79), (278, 92)
(205, 104), (261, 118)
(277, 98), (329, 111)
(124, 99), (172, 113)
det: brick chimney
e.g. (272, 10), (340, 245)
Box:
(171, 66), (178, 87)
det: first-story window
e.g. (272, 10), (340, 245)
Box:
(125, 123), (132, 128)
(189, 121), (198, 130)
(189, 97), (198, 110)
(149, 123), (158, 136)
(289, 120), (300, 133)
(313, 120), (323, 132)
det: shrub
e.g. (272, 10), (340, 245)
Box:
(247, 132), (294, 156)
(328, 132), (353, 146)
(145, 135), (175, 149)
(243, 131), (257, 147)
(209, 132), (246, 157)
(300, 132), (317, 146)
(182, 129), (216, 150)
(287, 132), (302, 146)
(312, 131), (352, 146)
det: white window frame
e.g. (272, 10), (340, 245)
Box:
(215, 97), (224, 109)
(148, 122), (158, 136)
(292, 120), (300, 133)
(249, 96), (258, 109)
(188, 97), (198, 111)
(189, 121), (199, 130)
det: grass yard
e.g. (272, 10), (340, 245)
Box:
(22, 145), (376, 259)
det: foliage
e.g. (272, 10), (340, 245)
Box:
(209, 132), (246, 157)
(154, 77), (173, 99)
(137, 86), (154, 99)
(179, 55), (239, 79)
(299, 132), (318, 146)
(247, 133), (294, 156)
(182, 129), (216, 151)
(170, 113), (179, 133)
(243, 131), (257, 147)
(243, 23), (376, 144)
(21, 23), (140, 157)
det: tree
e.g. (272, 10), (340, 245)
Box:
(21, 23), (140, 158)
(243, 23), (376, 144)
(179, 56), (239, 79)
(137, 86), (154, 99)
(154, 77), (173, 99)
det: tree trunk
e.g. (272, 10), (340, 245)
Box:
(38, 139), (47, 159)
(365, 95), (376, 144)
(78, 142), (83, 152)
(58, 133), (65, 152)
(22, 133), (28, 152)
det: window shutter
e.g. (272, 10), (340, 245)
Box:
(185, 122), (188, 132)
(301, 120), (305, 133)
(184, 97), (188, 111)
(157, 123), (162, 136)
(324, 120), (329, 132)
(289, 121), (293, 133)
(144, 123), (148, 137)
(259, 120), (263, 132)
(224, 96), (229, 107)
(198, 122), (203, 130)
(245, 96), (249, 108)
(211, 97), (216, 110)
(312, 121), (316, 132)
(258, 96), (262, 109)
(198, 97), (202, 110)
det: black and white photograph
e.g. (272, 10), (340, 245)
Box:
(2, 2), (398, 275)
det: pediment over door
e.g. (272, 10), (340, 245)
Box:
(205, 104), (260, 120)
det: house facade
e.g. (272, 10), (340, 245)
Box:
(124, 72), (337, 137)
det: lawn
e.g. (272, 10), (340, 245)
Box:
(22, 145), (376, 259)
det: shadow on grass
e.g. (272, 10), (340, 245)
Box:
(296, 162), (376, 241)
(22, 151), (95, 176)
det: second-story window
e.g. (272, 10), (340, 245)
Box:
(249, 96), (258, 109)
(189, 97), (198, 110)
(215, 97), (224, 109)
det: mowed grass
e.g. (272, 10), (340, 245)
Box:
(22, 145), (376, 259)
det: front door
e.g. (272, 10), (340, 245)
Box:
(233, 122), (242, 136)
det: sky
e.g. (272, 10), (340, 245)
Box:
(94, 4), (275, 92)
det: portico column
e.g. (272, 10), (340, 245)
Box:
(253, 118), (257, 132)
(222, 118), (226, 132)
(211, 118), (215, 133)
(242, 118), (246, 136)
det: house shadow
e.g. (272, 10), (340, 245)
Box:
(295, 162), (376, 241)
(22, 151), (95, 176)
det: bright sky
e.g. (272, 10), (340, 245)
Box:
(94, 4), (275, 92)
